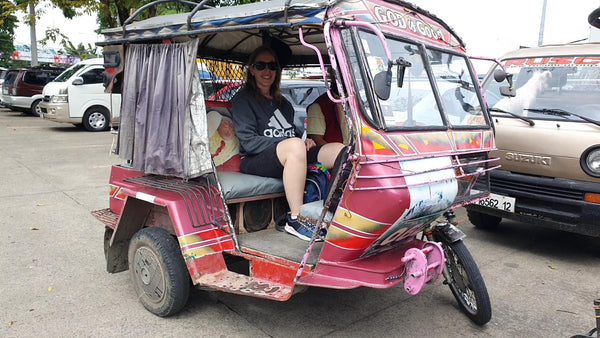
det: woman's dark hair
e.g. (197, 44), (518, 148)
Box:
(243, 45), (283, 106)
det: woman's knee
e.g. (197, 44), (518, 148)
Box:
(277, 138), (306, 163)
(318, 142), (345, 168)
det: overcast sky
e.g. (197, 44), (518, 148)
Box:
(14, 0), (599, 56)
(414, 0), (598, 57)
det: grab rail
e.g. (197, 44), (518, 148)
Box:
(123, 0), (212, 36)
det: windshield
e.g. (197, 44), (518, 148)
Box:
(484, 56), (600, 122)
(346, 29), (486, 129)
(54, 64), (86, 82)
(426, 49), (486, 126)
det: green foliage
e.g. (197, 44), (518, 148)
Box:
(3, 0), (264, 66)
(40, 27), (99, 59)
(0, 1), (17, 66)
(61, 40), (99, 59)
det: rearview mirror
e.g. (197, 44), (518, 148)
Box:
(72, 77), (84, 86)
(499, 86), (516, 97)
(493, 69), (506, 82)
(373, 57), (413, 100)
(494, 69), (516, 97)
(374, 71), (391, 100)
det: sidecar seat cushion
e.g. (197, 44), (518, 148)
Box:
(217, 171), (284, 202)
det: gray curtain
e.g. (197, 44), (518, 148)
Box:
(118, 39), (211, 179)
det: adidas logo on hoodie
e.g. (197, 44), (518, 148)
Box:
(263, 109), (295, 137)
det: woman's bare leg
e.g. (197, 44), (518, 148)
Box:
(317, 142), (345, 169)
(276, 138), (307, 216)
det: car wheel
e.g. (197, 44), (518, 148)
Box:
(83, 106), (109, 132)
(30, 100), (42, 117)
(467, 210), (501, 229)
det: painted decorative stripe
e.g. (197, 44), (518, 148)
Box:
(324, 239), (370, 251)
(387, 134), (416, 155)
(181, 237), (232, 252)
(115, 188), (126, 200)
(182, 246), (216, 261)
(181, 239), (235, 261)
(405, 132), (452, 153)
(332, 207), (389, 235)
(483, 130), (494, 148)
(135, 192), (156, 203)
(178, 232), (231, 247)
(360, 126), (397, 156)
(452, 131), (483, 150)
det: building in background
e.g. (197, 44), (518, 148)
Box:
(11, 44), (80, 65)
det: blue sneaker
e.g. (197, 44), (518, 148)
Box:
(285, 214), (322, 242)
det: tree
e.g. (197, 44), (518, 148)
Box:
(94, 0), (259, 31)
(1, 0), (98, 65)
(4, 0), (263, 66)
(61, 41), (99, 59)
(41, 27), (99, 59)
(0, 1), (18, 66)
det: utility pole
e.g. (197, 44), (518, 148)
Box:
(29, 2), (38, 66)
(538, 0), (547, 46)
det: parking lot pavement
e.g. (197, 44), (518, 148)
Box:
(1, 107), (599, 337)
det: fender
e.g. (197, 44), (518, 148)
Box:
(433, 222), (466, 244)
(106, 197), (154, 273)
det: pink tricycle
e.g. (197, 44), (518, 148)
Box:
(94, 0), (496, 326)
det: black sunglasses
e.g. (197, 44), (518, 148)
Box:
(253, 62), (279, 71)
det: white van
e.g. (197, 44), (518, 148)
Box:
(40, 58), (121, 131)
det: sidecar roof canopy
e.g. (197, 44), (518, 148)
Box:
(99, 0), (464, 64)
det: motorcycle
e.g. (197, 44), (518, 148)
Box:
(94, 0), (497, 326)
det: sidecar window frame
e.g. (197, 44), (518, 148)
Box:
(346, 27), (455, 131)
(341, 27), (382, 129)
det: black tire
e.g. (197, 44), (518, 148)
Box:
(128, 227), (190, 317)
(439, 239), (492, 326)
(467, 210), (501, 229)
(82, 106), (109, 131)
(30, 99), (42, 117)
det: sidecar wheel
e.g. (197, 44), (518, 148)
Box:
(128, 227), (190, 317)
(441, 239), (491, 326)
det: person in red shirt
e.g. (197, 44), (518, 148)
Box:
(306, 67), (348, 146)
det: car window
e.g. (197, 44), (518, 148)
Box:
(23, 71), (59, 86)
(4, 71), (18, 86)
(54, 64), (85, 82)
(81, 68), (105, 84)
(284, 86), (322, 107)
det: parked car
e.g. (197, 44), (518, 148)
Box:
(206, 79), (326, 133)
(2, 66), (65, 116)
(280, 79), (327, 132)
(0, 67), (8, 106)
(466, 42), (600, 237)
(40, 58), (121, 132)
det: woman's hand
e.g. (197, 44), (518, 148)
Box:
(305, 138), (316, 150)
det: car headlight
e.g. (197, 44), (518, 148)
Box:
(50, 95), (68, 103)
(581, 146), (600, 177)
